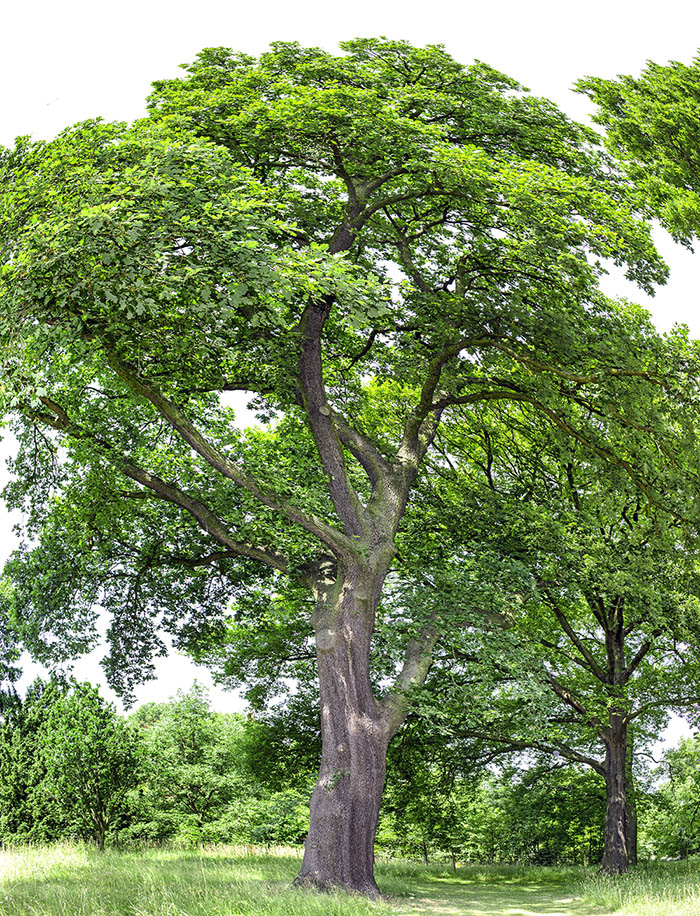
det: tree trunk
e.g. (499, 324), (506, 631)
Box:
(294, 575), (391, 897)
(601, 716), (628, 874)
(625, 734), (638, 866)
(624, 796), (638, 867)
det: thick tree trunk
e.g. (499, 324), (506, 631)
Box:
(601, 716), (628, 874)
(294, 575), (392, 897)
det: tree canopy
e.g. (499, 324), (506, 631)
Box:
(0, 38), (696, 893)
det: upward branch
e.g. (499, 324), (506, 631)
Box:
(546, 671), (607, 741)
(104, 349), (352, 556)
(298, 298), (369, 540)
(397, 336), (492, 468)
(542, 590), (609, 683)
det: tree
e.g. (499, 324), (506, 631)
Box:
(0, 578), (21, 689)
(0, 39), (688, 893)
(0, 678), (67, 843)
(578, 55), (700, 243)
(41, 682), (139, 850)
(129, 684), (248, 842)
(410, 405), (700, 873)
(644, 736), (700, 860)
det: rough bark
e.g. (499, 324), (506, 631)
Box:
(294, 571), (391, 897)
(601, 715), (629, 874)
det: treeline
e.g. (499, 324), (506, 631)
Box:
(0, 680), (310, 850)
(1, 678), (696, 865)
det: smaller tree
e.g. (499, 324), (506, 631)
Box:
(42, 681), (139, 849)
(129, 683), (247, 842)
(0, 678), (66, 843)
(644, 736), (700, 860)
(409, 401), (700, 874)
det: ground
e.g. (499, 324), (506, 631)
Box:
(0, 845), (697, 916)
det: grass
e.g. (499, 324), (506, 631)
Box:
(0, 844), (697, 916)
(581, 862), (700, 916)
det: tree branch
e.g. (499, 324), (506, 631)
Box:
(545, 671), (606, 740)
(30, 399), (291, 573)
(298, 298), (369, 539)
(396, 336), (492, 468)
(622, 638), (654, 683)
(331, 410), (393, 494)
(381, 625), (441, 736)
(455, 727), (607, 777)
(102, 351), (352, 555)
(541, 589), (609, 683)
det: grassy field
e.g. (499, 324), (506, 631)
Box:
(0, 844), (698, 916)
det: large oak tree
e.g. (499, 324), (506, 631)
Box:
(0, 39), (691, 893)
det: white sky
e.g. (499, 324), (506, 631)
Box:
(0, 0), (698, 738)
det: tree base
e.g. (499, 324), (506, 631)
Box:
(293, 871), (382, 898)
(599, 861), (629, 875)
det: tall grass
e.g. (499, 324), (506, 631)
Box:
(580, 860), (700, 916)
(0, 844), (698, 916)
(0, 844), (393, 916)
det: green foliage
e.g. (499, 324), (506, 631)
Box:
(579, 56), (700, 242)
(408, 400), (700, 782)
(0, 678), (66, 844)
(0, 38), (681, 702)
(643, 737), (700, 860)
(127, 684), (250, 843)
(380, 724), (606, 866)
(3, 40), (700, 889)
(41, 681), (140, 849)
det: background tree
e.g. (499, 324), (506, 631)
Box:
(644, 736), (700, 860)
(578, 55), (700, 243)
(0, 678), (67, 844)
(129, 683), (251, 843)
(41, 682), (140, 850)
(406, 403), (700, 872)
(0, 39), (690, 894)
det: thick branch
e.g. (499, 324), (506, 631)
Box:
(103, 352), (351, 555)
(151, 550), (239, 570)
(331, 410), (393, 492)
(622, 638), (654, 683)
(31, 399), (291, 573)
(298, 299), (368, 539)
(626, 696), (700, 723)
(381, 626), (440, 736)
(396, 336), (491, 467)
(119, 462), (290, 572)
(546, 671), (607, 741)
(542, 590), (609, 683)
(456, 728), (607, 777)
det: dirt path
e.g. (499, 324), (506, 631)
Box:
(391, 874), (608, 916)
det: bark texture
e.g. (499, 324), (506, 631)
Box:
(601, 716), (628, 874)
(625, 736), (638, 866)
(294, 574), (390, 896)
